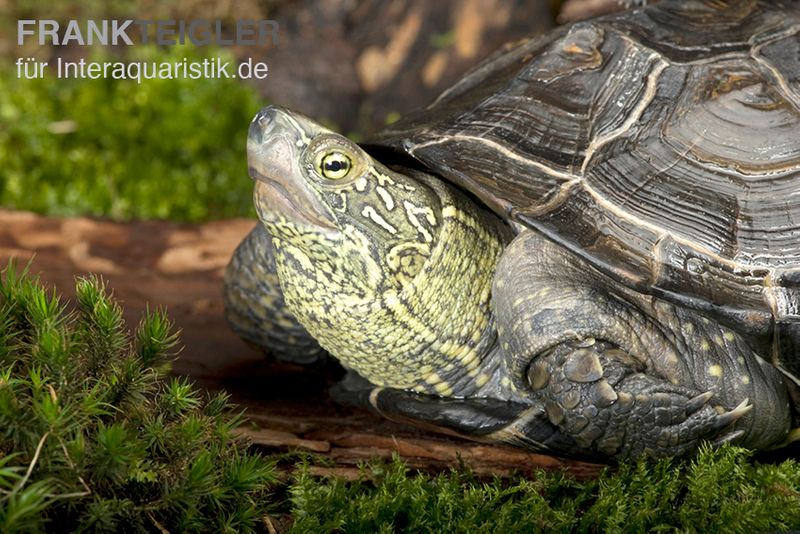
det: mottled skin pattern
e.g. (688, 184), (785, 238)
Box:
(234, 109), (513, 397)
(225, 0), (800, 461)
(224, 225), (323, 364)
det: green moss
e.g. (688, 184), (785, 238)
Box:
(0, 263), (277, 532)
(288, 449), (800, 533)
(0, 45), (261, 222)
(289, 459), (588, 532)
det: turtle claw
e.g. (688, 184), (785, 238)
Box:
(685, 391), (714, 416)
(711, 429), (746, 448)
(715, 398), (752, 428)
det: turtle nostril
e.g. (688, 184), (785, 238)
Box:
(249, 106), (279, 144)
(258, 106), (277, 128)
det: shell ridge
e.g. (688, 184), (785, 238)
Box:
(581, 53), (668, 173)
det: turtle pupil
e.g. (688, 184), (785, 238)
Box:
(326, 160), (345, 172)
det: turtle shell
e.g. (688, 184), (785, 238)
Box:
(371, 0), (800, 381)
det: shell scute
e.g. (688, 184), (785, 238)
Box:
(371, 0), (800, 371)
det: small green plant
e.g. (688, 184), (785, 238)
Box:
(288, 448), (800, 533)
(0, 45), (261, 222)
(0, 262), (276, 532)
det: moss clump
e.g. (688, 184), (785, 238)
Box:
(288, 447), (800, 533)
(0, 263), (276, 532)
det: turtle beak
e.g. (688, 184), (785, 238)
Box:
(248, 105), (337, 230)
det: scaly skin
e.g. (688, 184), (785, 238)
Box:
(493, 231), (791, 457)
(241, 106), (513, 398)
(263, 169), (510, 396)
(224, 223), (323, 364)
(224, 105), (794, 461)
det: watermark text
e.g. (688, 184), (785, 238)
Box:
(16, 57), (269, 83)
(18, 19), (279, 46)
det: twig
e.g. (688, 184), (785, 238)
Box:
(263, 513), (278, 534)
(49, 490), (92, 499)
(13, 431), (50, 493)
(2, 432), (91, 501)
(58, 436), (92, 496)
(149, 513), (171, 534)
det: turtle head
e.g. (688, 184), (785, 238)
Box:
(249, 105), (442, 290)
(248, 105), (341, 233)
(247, 105), (509, 395)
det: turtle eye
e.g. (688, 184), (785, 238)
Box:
(318, 151), (352, 180)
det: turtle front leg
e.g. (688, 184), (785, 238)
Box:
(525, 340), (748, 458)
(224, 224), (324, 364)
(493, 230), (791, 460)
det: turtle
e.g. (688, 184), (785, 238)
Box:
(224, 0), (800, 461)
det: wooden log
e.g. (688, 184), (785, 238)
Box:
(236, 427), (332, 453)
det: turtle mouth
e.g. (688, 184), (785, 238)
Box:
(252, 172), (335, 230)
(248, 106), (337, 231)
